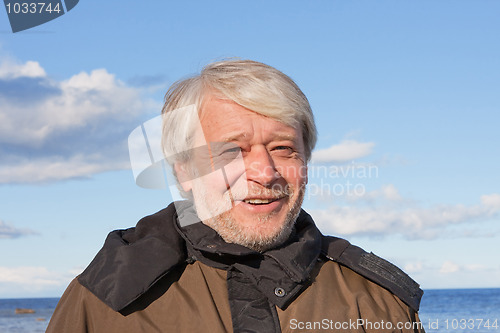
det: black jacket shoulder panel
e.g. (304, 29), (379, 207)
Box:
(78, 203), (187, 312)
(321, 235), (423, 312)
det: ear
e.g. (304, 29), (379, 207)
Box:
(174, 162), (193, 192)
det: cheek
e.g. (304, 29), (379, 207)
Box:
(195, 164), (247, 195)
(192, 152), (247, 188)
(196, 172), (228, 193)
(212, 157), (248, 192)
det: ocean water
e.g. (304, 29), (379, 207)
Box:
(419, 289), (500, 332)
(0, 289), (498, 332)
(0, 298), (58, 333)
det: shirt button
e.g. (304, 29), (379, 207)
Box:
(274, 287), (286, 297)
(207, 244), (216, 249)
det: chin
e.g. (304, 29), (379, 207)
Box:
(196, 184), (306, 251)
(204, 203), (301, 252)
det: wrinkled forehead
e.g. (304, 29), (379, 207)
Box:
(193, 96), (302, 147)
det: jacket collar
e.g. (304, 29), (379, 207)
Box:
(176, 202), (322, 309)
(79, 201), (322, 311)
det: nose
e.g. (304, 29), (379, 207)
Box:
(244, 145), (280, 186)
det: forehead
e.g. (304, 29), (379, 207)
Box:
(197, 96), (301, 144)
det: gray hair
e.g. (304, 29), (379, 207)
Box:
(161, 59), (317, 168)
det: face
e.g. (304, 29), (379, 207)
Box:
(176, 96), (308, 251)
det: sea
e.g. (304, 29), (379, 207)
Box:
(0, 288), (498, 332)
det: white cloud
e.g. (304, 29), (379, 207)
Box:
(378, 184), (402, 201)
(439, 261), (460, 274)
(68, 266), (85, 277)
(0, 57), (159, 184)
(0, 220), (38, 239)
(0, 67), (143, 144)
(0, 155), (128, 184)
(0, 266), (61, 286)
(0, 266), (75, 295)
(349, 184), (403, 202)
(311, 140), (375, 163)
(464, 264), (486, 272)
(0, 59), (46, 79)
(404, 261), (423, 273)
(311, 186), (500, 240)
(481, 193), (500, 212)
(417, 261), (500, 289)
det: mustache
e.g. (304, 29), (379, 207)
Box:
(228, 184), (295, 201)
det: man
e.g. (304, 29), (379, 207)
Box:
(47, 59), (424, 332)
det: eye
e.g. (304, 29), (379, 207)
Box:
(271, 146), (294, 156)
(209, 145), (242, 169)
(222, 146), (241, 155)
(274, 146), (292, 151)
(210, 142), (242, 157)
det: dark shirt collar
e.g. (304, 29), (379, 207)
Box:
(175, 201), (322, 309)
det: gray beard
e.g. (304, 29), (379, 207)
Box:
(201, 188), (304, 252)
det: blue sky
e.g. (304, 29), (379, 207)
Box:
(0, 1), (499, 298)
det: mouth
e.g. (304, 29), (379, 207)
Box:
(241, 197), (285, 205)
(231, 194), (289, 215)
